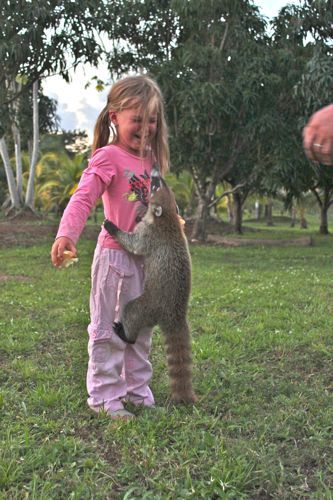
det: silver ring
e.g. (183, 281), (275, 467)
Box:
(313, 143), (323, 148)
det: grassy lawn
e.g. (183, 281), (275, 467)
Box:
(1, 219), (333, 498)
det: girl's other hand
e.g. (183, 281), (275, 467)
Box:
(51, 236), (77, 267)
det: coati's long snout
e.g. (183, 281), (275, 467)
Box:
(149, 165), (179, 217)
(150, 164), (168, 194)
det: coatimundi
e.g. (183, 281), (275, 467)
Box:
(103, 167), (197, 404)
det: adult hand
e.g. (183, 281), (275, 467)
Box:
(51, 236), (77, 267)
(303, 104), (333, 165)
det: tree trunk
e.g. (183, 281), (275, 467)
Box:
(255, 200), (260, 220)
(299, 205), (307, 229)
(191, 196), (209, 241)
(266, 198), (273, 226)
(233, 191), (243, 234)
(25, 80), (39, 209)
(319, 204), (329, 234)
(0, 136), (21, 211)
(290, 206), (296, 227)
(10, 80), (23, 202)
(12, 123), (23, 202)
(227, 194), (234, 224)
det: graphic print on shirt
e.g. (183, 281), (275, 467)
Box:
(124, 168), (150, 222)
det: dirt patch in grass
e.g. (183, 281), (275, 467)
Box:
(206, 235), (313, 247)
(76, 421), (125, 493)
(0, 217), (314, 249)
(0, 220), (99, 248)
(0, 274), (31, 281)
(266, 345), (332, 374)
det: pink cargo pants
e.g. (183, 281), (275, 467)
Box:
(87, 245), (154, 412)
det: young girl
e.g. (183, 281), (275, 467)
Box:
(51, 75), (169, 419)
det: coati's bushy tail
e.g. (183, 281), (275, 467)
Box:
(163, 321), (197, 404)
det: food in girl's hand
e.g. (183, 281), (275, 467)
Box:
(178, 215), (186, 227)
(59, 250), (78, 268)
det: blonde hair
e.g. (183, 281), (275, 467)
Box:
(92, 75), (169, 175)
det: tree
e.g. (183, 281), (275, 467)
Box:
(100, 1), (272, 239)
(34, 151), (87, 213)
(164, 0), (272, 240)
(0, 81), (60, 213)
(40, 130), (90, 157)
(0, 0), (104, 214)
(268, 1), (333, 234)
(101, 0), (179, 77)
(0, 0), (104, 112)
(296, 47), (333, 234)
(165, 170), (195, 216)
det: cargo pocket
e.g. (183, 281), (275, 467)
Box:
(88, 339), (118, 378)
(107, 264), (134, 322)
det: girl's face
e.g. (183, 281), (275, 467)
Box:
(110, 107), (158, 156)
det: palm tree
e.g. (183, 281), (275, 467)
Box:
(34, 152), (86, 213)
(165, 170), (196, 216)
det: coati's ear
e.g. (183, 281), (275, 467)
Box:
(153, 205), (163, 217)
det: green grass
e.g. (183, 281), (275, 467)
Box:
(1, 220), (333, 498)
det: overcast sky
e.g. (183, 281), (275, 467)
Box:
(43, 0), (296, 141)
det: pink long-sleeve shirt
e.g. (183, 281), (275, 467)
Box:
(56, 144), (153, 250)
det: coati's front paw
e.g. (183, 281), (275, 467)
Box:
(103, 219), (119, 236)
(113, 322), (135, 344)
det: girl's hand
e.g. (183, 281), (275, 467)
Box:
(51, 237), (77, 267)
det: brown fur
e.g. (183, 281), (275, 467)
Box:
(104, 171), (196, 403)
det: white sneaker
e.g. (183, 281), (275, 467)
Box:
(107, 408), (135, 419)
(90, 407), (135, 419)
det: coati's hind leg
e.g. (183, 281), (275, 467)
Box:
(114, 295), (155, 344)
(162, 319), (197, 404)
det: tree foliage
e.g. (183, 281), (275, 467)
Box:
(2, 0), (333, 232)
(0, 0), (104, 119)
(34, 151), (87, 213)
(101, 0), (271, 238)
(0, 0), (105, 213)
(269, 0), (333, 233)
